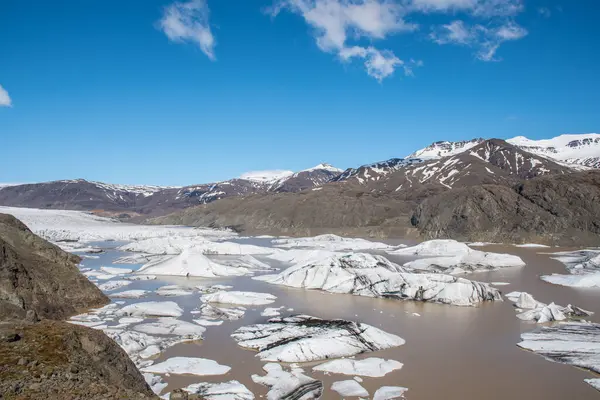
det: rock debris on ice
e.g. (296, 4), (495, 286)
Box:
(181, 380), (255, 400)
(197, 304), (246, 320)
(133, 318), (206, 338)
(155, 285), (195, 297)
(506, 292), (593, 323)
(231, 315), (405, 363)
(97, 280), (132, 292)
(109, 290), (149, 299)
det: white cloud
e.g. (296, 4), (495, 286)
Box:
(538, 7), (551, 18)
(410, 0), (522, 16)
(159, 0), (216, 61)
(0, 85), (12, 107)
(431, 19), (527, 61)
(269, 0), (418, 81)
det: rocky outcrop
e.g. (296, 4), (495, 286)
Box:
(0, 213), (108, 321)
(0, 213), (158, 399)
(0, 320), (157, 399)
(411, 171), (600, 245)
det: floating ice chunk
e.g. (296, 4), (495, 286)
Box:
(137, 248), (251, 277)
(507, 292), (592, 323)
(141, 357), (231, 376)
(547, 250), (600, 274)
(389, 239), (471, 256)
(373, 386), (408, 400)
(197, 304), (246, 320)
(110, 290), (149, 299)
(218, 255), (277, 271)
(272, 234), (390, 251)
(114, 253), (169, 265)
(313, 357), (403, 377)
(182, 380), (254, 400)
(193, 318), (224, 326)
(491, 282), (510, 286)
(196, 284), (234, 293)
(120, 237), (275, 256)
(261, 307), (285, 317)
(98, 280), (132, 291)
(256, 252), (501, 306)
(541, 273), (600, 288)
(156, 285), (195, 297)
(232, 315), (405, 363)
(515, 292), (544, 309)
(331, 380), (369, 397)
(105, 329), (182, 365)
(585, 378), (600, 391)
(118, 317), (145, 325)
(118, 301), (183, 318)
(133, 318), (206, 337)
(143, 373), (168, 395)
(517, 322), (600, 376)
(125, 274), (157, 281)
(252, 363), (323, 400)
(100, 266), (134, 275)
(202, 291), (276, 306)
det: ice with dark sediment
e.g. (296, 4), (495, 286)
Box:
(506, 291), (593, 323)
(231, 315), (405, 363)
(313, 357), (403, 377)
(518, 322), (600, 389)
(136, 249), (251, 277)
(196, 303), (246, 321)
(541, 249), (600, 287)
(272, 234), (391, 251)
(181, 380), (255, 400)
(255, 252), (502, 306)
(251, 363), (323, 400)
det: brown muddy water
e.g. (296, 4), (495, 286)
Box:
(86, 243), (600, 399)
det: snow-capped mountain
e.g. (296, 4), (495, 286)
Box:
(406, 138), (485, 160)
(332, 158), (423, 184)
(0, 164), (343, 214)
(410, 133), (600, 169)
(506, 134), (600, 168)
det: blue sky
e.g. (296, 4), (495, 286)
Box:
(1, 0), (598, 186)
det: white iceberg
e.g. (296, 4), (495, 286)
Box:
(261, 307), (285, 317)
(142, 357), (231, 376)
(397, 240), (525, 274)
(202, 291), (276, 306)
(197, 304), (246, 320)
(517, 322), (600, 375)
(193, 318), (224, 326)
(331, 380), (369, 397)
(231, 315), (405, 363)
(120, 236), (275, 256)
(585, 378), (600, 391)
(137, 249), (251, 277)
(143, 373), (168, 395)
(256, 253), (501, 306)
(182, 380), (254, 400)
(272, 234), (390, 251)
(97, 280), (132, 291)
(373, 386), (408, 400)
(507, 292), (592, 323)
(118, 301), (183, 318)
(105, 329), (186, 366)
(155, 285), (195, 297)
(549, 250), (600, 274)
(133, 318), (206, 338)
(109, 290), (149, 299)
(252, 363), (323, 400)
(541, 273), (600, 288)
(313, 357), (403, 377)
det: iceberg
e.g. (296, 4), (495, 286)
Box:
(118, 301), (184, 318)
(202, 291), (277, 306)
(181, 380), (254, 400)
(331, 380), (369, 397)
(136, 249), (251, 277)
(272, 234), (390, 251)
(313, 357), (403, 377)
(231, 315), (405, 363)
(141, 357), (231, 376)
(251, 363), (323, 400)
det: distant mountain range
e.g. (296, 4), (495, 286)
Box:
(1, 133), (599, 244)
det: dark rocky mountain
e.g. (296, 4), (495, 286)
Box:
(0, 164), (342, 217)
(0, 213), (108, 321)
(0, 213), (157, 399)
(151, 139), (600, 245)
(411, 171), (600, 245)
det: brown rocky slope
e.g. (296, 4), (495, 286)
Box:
(0, 213), (157, 399)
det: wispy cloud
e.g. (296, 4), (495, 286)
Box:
(268, 0), (419, 81)
(159, 0), (216, 61)
(431, 19), (527, 61)
(0, 84), (12, 107)
(538, 7), (551, 18)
